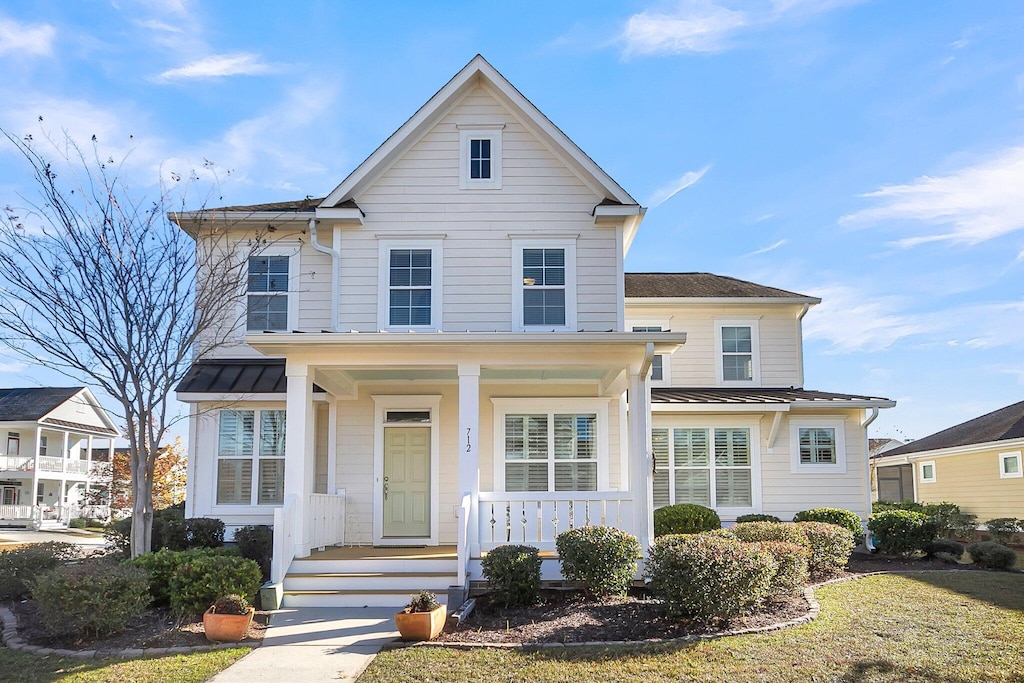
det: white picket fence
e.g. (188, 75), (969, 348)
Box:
(477, 491), (633, 551)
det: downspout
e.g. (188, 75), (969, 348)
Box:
(796, 303), (810, 388)
(308, 218), (340, 332)
(640, 341), (655, 380)
(861, 407), (880, 550)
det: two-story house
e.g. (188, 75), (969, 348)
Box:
(174, 56), (893, 608)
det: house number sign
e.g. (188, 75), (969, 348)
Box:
(466, 427), (472, 453)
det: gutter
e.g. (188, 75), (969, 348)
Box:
(308, 218), (340, 331)
(639, 341), (655, 380)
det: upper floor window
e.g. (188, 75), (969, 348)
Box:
(459, 124), (503, 189)
(631, 324), (672, 385)
(789, 418), (846, 474)
(999, 451), (1022, 479)
(247, 255), (290, 332)
(715, 319), (760, 385)
(38, 435), (47, 457)
(6, 432), (19, 457)
(511, 239), (577, 331)
(378, 239), (443, 331)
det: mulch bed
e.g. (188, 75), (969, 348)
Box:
(436, 589), (809, 644)
(845, 550), (986, 574)
(8, 600), (269, 650)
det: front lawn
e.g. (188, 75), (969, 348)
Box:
(0, 647), (249, 683)
(361, 572), (1024, 682)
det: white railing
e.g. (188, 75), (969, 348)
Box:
(477, 491), (634, 551)
(457, 492), (471, 587)
(80, 504), (111, 522)
(309, 490), (347, 551)
(38, 456), (64, 473)
(66, 460), (91, 475)
(0, 504), (36, 520)
(271, 493), (299, 585)
(0, 456), (33, 471)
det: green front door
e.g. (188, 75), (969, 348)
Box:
(383, 427), (430, 538)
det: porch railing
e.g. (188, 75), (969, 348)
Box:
(477, 491), (634, 552)
(457, 492), (471, 586)
(66, 460), (91, 475)
(0, 456), (33, 471)
(309, 491), (346, 551)
(271, 494), (298, 585)
(38, 456), (64, 473)
(0, 504), (36, 520)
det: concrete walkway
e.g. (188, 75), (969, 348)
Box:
(208, 607), (400, 683)
(0, 528), (106, 548)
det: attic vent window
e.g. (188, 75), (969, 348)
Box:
(470, 139), (491, 179)
(458, 125), (503, 190)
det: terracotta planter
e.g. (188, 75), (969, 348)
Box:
(203, 606), (255, 643)
(394, 604), (446, 641)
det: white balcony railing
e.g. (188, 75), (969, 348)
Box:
(309, 490), (346, 551)
(0, 456), (33, 472)
(65, 460), (91, 475)
(477, 491), (634, 552)
(38, 456), (64, 473)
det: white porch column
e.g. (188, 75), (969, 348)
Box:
(84, 435), (93, 503)
(458, 363), (481, 560)
(628, 368), (654, 552)
(31, 426), (41, 508)
(284, 360), (316, 558)
(327, 396), (338, 494)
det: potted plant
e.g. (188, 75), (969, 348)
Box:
(394, 590), (446, 641)
(203, 594), (255, 643)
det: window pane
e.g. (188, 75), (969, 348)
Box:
(248, 256), (288, 293)
(554, 462), (597, 491)
(505, 462), (548, 491)
(505, 415), (548, 460)
(716, 469), (752, 506)
(651, 354), (664, 381)
(653, 429), (670, 508)
(470, 139), (481, 157)
(217, 460), (252, 504)
(723, 354), (752, 381)
(675, 469), (710, 506)
(553, 414), (596, 459)
(798, 428), (835, 464)
(523, 289), (565, 326)
(260, 410), (286, 457)
(480, 160), (491, 178)
(721, 326), (751, 353)
(218, 411), (254, 457)
(247, 294), (288, 331)
(675, 428), (709, 467)
(715, 429), (750, 466)
(1004, 457), (1020, 475)
(258, 459), (285, 504)
(479, 139), (490, 157)
(390, 267), (411, 287)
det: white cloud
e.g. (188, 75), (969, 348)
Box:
(647, 165), (710, 206)
(0, 16), (56, 57)
(840, 146), (1024, 247)
(158, 52), (274, 81)
(746, 238), (787, 256)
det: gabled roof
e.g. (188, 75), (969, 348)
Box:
(320, 54), (638, 208)
(626, 273), (819, 302)
(0, 387), (83, 421)
(884, 400), (1024, 456)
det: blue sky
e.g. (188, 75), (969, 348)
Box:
(0, 0), (1022, 444)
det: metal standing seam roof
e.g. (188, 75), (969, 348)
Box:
(882, 399), (1024, 457)
(651, 388), (893, 404)
(177, 360), (324, 394)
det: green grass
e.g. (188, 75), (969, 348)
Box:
(361, 572), (1024, 683)
(0, 647), (249, 682)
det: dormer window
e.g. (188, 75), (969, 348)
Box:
(459, 124), (503, 189)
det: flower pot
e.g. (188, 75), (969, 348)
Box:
(203, 606), (255, 643)
(394, 604), (446, 641)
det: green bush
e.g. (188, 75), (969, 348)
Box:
(793, 508), (862, 538)
(703, 527), (738, 539)
(922, 538), (964, 561)
(873, 501), (923, 513)
(750, 540), (810, 596)
(654, 504), (721, 536)
(795, 522), (856, 577)
(0, 542), (81, 600)
(736, 514), (782, 523)
(234, 525), (273, 582)
(30, 562), (150, 637)
(169, 554), (262, 617)
(984, 518), (1022, 545)
(186, 517), (225, 549)
(69, 517), (88, 529)
(481, 544), (542, 607)
(731, 521), (809, 547)
(645, 534), (776, 622)
(868, 510), (939, 557)
(950, 512), (978, 540)
(129, 547), (236, 605)
(556, 526), (640, 598)
(966, 541), (1017, 569)
(921, 502), (961, 537)
(106, 506), (188, 552)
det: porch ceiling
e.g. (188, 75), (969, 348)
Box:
(339, 367), (612, 383)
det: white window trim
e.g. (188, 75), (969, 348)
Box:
(244, 246), (300, 332)
(714, 318), (761, 387)
(511, 238), (577, 332)
(458, 124), (504, 190)
(789, 417), (847, 474)
(491, 397), (610, 492)
(377, 239), (444, 332)
(919, 460), (936, 483)
(628, 318), (673, 386)
(999, 451), (1022, 479)
(211, 406), (287, 511)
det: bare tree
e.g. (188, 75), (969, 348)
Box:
(0, 129), (259, 557)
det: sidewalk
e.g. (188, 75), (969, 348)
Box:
(208, 607), (400, 683)
(0, 528), (106, 548)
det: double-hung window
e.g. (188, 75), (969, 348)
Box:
(378, 240), (443, 331)
(789, 419), (847, 474)
(247, 255), (291, 332)
(715, 319), (760, 385)
(6, 432), (19, 457)
(216, 409), (286, 506)
(652, 426), (755, 512)
(512, 240), (577, 331)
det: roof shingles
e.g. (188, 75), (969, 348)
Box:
(625, 273), (818, 300)
(884, 400), (1024, 456)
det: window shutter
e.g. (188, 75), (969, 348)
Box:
(652, 429), (670, 508)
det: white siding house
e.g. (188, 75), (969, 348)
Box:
(174, 56), (894, 608)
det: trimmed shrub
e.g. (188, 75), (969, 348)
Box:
(129, 547), (237, 605)
(169, 554), (262, 617)
(868, 510), (939, 557)
(234, 525), (273, 582)
(984, 518), (1022, 545)
(30, 562), (150, 637)
(736, 514), (782, 524)
(186, 517), (225, 549)
(966, 541), (1017, 570)
(645, 534), (776, 622)
(731, 521), (809, 547)
(703, 527), (738, 539)
(556, 526), (641, 598)
(872, 501), (923, 514)
(106, 506), (188, 552)
(750, 540), (810, 596)
(793, 508), (862, 538)
(69, 517), (88, 529)
(481, 544), (542, 607)
(921, 502), (961, 537)
(950, 512), (978, 541)
(0, 542), (81, 600)
(795, 522), (856, 577)
(654, 504), (721, 536)
(922, 538), (964, 561)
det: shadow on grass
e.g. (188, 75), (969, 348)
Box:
(898, 570), (1024, 612)
(841, 659), (1024, 683)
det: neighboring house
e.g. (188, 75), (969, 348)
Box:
(173, 55), (894, 607)
(872, 401), (1024, 521)
(868, 438), (907, 502)
(0, 387), (119, 528)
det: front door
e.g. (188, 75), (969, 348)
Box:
(1, 486), (17, 505)
(382, 427), (430, 538)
